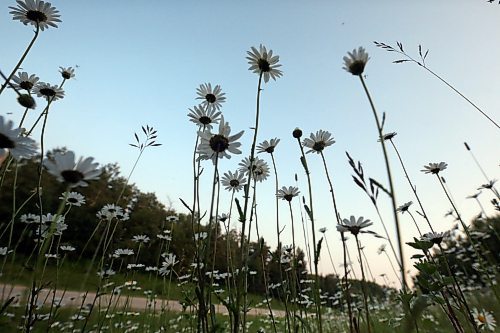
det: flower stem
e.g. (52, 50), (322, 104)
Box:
(355, 235), (372, 333)
(0, 25), (40, 96)
(358, 75), (407, 290)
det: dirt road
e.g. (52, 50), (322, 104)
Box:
(0, 284), (285, 318)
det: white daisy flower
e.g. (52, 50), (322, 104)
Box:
(238, 156), (270, 182)
(59, 192), (86, 206)
(472, 308), (496, 331)
(276, 186), (300, 202)
(421, 162), (447, 174)
(9, 0), (61, 31)
(343, 46), (370, 76)
(257, 138), (280, 154)
(302, 130), (335, 154)
(20, 213), (40, 224)
(421, 231), (449, 245)
(246, 44), (283, 83)
(196, 83), (226, 111)
(132, 235), (150, 244)
(60, 245), (75, 252)
(11, 71), (39, 91)
(59, 66), (75, 80)
(44, 150), (101, 188)
(396, 201), (413, 214)
(33, 82), (64, 101)
(221, 170), (246, 192)
(0, 116), (38, 160)
(197, 116), (244, 164)
(113, 248), (134, 258)
(187, 105), (221, 130)
(165, 215), (179, 222)
(336, 216), (373, 236)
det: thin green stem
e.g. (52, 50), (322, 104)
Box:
(0, 25), (40, 96)
(358, 75), (407, 290)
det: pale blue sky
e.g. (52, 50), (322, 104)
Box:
(1, 0), (499, 285)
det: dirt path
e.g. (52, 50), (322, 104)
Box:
(0, 284), (285, 318)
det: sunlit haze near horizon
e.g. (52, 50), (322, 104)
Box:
(1, 0), (499, 287)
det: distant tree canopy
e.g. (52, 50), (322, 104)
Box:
(0, 149), (389, 299)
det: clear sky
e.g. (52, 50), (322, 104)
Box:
(1, 0), (499, 287)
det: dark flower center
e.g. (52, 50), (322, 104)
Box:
(26, 10), (47, 23)
(349, 61), (366, 76)
(430, 168), (440, 174)
(312, 141), (325, 152)
(20, 81), (34, 90)
(199, 116), (211, 125)
(209, 134), (229, 153)
(61, 170), (84, 184)
(258, 59), (270, 72)
(205, 93), (216, 104)
(39, 88), (56, 97)
(61, 72), (71, 79)
(0, 133), (15, 149)
(107, 208), (116, 213)
(229, 179), (240, 187)
(284, 194), (294, 201)
(67, 197), (78, 204)
(265, 147), (275, 153)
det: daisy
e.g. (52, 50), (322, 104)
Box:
(113, 248), (134, 258)
(396, 201), (413, 214)
(379, 132), (397, 142)
(11, 71), (39, 91)
(257, 138), (280, 154)
(34, 82), (64, 101)
(20, 213), (40, 224)
(421, 231), (448, 245)
(59, 66), (75, 80)
(217, 213), (229, 223)
(196, 83), (226, 111)
(302, 130), (335, 154)
(478, 179), (497, 190)
(161, 253), (177, 268)
(343, 47), (370, 76)
(421, 162), (447, 174)
(60, 245), (75, 252)
(59, 192), (86, 206)
(336, 216), (373, 236)
(197, 116), (244, 164)
(277, 186), (300, 202)
(9, 0), (61, 31)
(246, 44), (283, 83)
(0, 116), (38, 160)
(221, 170), (247, 192)
(238, 156), (270, 182)
(187, 105), (221, 130)
(44, 150), (101, 188)
(472, 308), (496, 331)
(166, 215), (179, 222)
(132, 235), (150, 244)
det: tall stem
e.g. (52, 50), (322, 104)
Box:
(355, 235), (371, 333)
(358, 75), (406, 290)
(0, 25), (40, 96)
